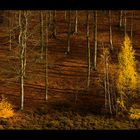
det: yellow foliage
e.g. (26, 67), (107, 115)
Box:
(0, 95), (14, 118)
(116, 35), (137, 95)
(129, 107), (140, 120)
(116, 35), (137, 113)
(117, 98), (126, 111)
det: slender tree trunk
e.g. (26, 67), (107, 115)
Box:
(40, 11), (44, 60)
(20, 59), (24, 111)
(23, 11), (27, 77)
(87, 11), (91, 89)
(19, 11), (23, 110)
(66, 10), (71, 54)
(124, 11), (127, 36)
(51, 10), (56, 38)
(45, 12), (49, 101)
(109, 10), (113, 50)
(9, 11), (12, 51)
(131, 11), (134, 41)
(74, 10), (78, 34)
(102, 44), (107, 110)
(48, 10), (52, 28)
(104, 63), (107, 110)
(94, 10), (97, 70)
(19, 11), (28, 111)
(106, 55), (112, 115)
(111, 76), (116, 113)
(119, 10), (123, 27)
(9, 32), (12, 50)
(112, 74), (118, 115)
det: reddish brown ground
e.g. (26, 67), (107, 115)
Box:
(0, 11), (140, 129)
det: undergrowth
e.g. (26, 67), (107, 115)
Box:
(0, 95), (14, 118)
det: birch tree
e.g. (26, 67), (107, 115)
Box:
(101, 46), (112, 114)
(86, 11), (91, 89)
(9, 11), (12, 51)
(40, 11), (45, 60)
(48, 10), (52, 28)
(74, 10), (78, 34)
(131, 11), (134, 41)
(66, 10), (71, 54)
(109, 10), (113, 50)
(93, 10), (97, 70)
(119, 10), (123, 28)
(51, 10), (56, 38)
(101, 45), (118, 115)
(19, 11), (28, 110)
(45, 11), (49, 101)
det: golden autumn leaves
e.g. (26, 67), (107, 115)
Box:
(116, 35), (138, 115)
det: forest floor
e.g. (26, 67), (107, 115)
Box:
(0, 11), (140, 129)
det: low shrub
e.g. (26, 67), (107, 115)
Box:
(129, 106), (140, 120)
(0, 95), (14, 118)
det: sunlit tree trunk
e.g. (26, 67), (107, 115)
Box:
(109, 10), (113, 50)
(93, 10), (97, 70)
(119, 10), (123, 27)
(23, 12), (27, 77)
(86, 11), (91, 89)
(19, 11), (28, 111)
(74, 10), (78, 34)
(102, 47), (113, 114)
(19, 11), (24, 110)
(48, 10), (52, 28)
(45, 12), (49, 101)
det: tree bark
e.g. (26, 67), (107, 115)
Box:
(51, 10), (57, 38)
(19, 11), (28, 111)
(94, 10), (97, 70)
(87, 11), (91, 89)
(102, 44), (107, 110)
(106, 52), (112, 115)
(9, 11), (12, 51)
(124, 11), (127, 36)
(131, 11), (134, 41)
(45, 12), (49, 101)
(66, 10), (71, 54)
(109, 10), (113, 50)
(40, 11), (45, 60)
(48, 10), (52, 28)
(74, 10), (78, 34)
(119, 10), (123, 27)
